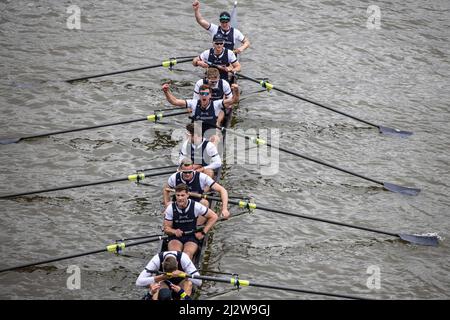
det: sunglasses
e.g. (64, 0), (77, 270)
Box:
(199, 91), (210, 96)
(220, 19), (230, 23)
(214, 42), (224, 45)
(181, 170), (194, 174)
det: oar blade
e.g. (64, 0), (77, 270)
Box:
(378, 125), (413, 137)
(0, 137), (21, 145)
(383, 182), (421, 196)
(398, 233), (439, 247)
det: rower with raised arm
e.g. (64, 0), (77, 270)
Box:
(163, 158), (230, 220)
(162, 82), (239, 143)
(193, 33), (241, 84)
(163, 183), (218, 260)
(192, 0), (250, 55)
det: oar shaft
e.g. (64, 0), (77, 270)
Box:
(217, 125), (383, 186)
(237, 74), (379, 128)
(192, 193), (397, 238)
(0, 169), (175, 199)
(270, 143), (383, 186)
(256, 205), (398, 237)
(66, 58), (193, 82)
(19, 110), (188, 142)
(21, 117), (148, 140)
(0, 237), (165, 273)
(185, 274), (367, 300)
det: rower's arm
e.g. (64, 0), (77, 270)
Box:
(163, 219), (179, 236)
(216, 110), (224, 128)
(193, 56), (209, 68)
(229, 60), (241, 73)
(235, 37), (250, 54)
(192, 0), (210, 30)
(162, 183), (172, 207)
(212, 183), (229, 215)
(203, 209), (218, 233)
(223, 84), (240, 108)
(162, 84), (187, 107)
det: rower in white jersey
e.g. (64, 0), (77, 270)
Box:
(192, 0), (250, 55)
(163, 183), (218, 260)
(136, 251), (201, 300)
(193, 67), (232, 101)
(162, 82), (239, 144)
(163, 158), (230, 220)
(179, 123), (221, 179)
(192, 33), (241, 84)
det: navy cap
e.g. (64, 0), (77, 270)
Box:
(213, 33), (225, 42)
(219, 11), (231, 21)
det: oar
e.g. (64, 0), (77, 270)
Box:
(0, 110), (188, 145)
(137, 164), (178, 172)
(230, 1), (238, 29)
(164, 272), (370, 300)
(66, 57), (196, 83)
(0, 228), (202, 273)
(189, 193), (438, 247)
(217, 125), (420, 196)
(115, 233), (165, 242)
(0, 169), (175, 199)
(0, 237), (164, 273)
(236, 73), (413, 137)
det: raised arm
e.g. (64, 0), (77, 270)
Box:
(192, 0), (210, 30)
(223, 83), (240, 108)
(162, 83), (187, 107)
(162, 182), (172, 207)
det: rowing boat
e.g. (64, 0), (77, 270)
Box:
(155, 2), (239, 300)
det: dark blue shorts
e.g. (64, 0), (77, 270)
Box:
(168, 234), (200, 246)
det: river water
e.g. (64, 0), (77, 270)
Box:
(0, 0), (449, 300)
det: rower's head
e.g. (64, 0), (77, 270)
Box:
(198, 84), (212, 105)
(206, 67), (220, 86)
(213, 34), (226, 53)
(186, 123), (203, 144)
(219, 11), (231, 31)
(174, 183), (190, 207)
(162, 255), (178, 273)
(179, 159), (195, 182)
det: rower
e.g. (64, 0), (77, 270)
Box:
(192, 0), (250, 55)
(179, 123), (221, 179)
(193, 67), (232, 101)
(136, 251), (201, 300)
(192, 33), (241, 84)
(163, 158), (230, 220)
(163, 183), (218, 260)
(162, 82), (239, 143)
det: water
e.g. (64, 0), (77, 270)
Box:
(0, 0), (449, 300)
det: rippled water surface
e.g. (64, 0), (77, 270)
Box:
(1, 0), (449, 300)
